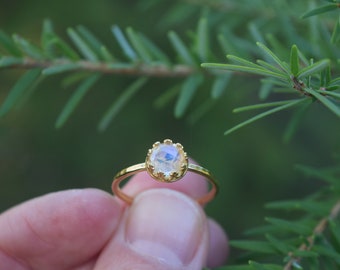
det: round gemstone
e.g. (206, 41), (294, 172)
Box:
(146, 140), (188, 182)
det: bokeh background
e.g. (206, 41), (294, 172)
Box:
(1, 0), (339, 262)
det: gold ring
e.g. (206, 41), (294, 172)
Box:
(112, 139), (219, 205)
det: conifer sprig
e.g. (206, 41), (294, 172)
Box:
(0, 20), (221, 129)
(218, 165), (340, 270)
(202, 43), (340, 136)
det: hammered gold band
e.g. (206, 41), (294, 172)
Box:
(112, 162), (218, 205)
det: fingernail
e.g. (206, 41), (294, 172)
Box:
(125, 189), (205, 266)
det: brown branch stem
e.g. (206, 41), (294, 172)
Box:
(1, 57), (197, 78)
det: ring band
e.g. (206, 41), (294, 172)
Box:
(112, 139), (219, 205)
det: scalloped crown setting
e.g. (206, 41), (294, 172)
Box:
(146, 139), (188, 182)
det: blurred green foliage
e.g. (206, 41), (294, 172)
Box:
(1, 0), (340, 268)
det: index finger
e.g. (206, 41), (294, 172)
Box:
(0, 189), (121, 270)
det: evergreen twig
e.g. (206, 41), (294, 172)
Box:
(3, 58), (195, 77)
(284, 200), (340, 270)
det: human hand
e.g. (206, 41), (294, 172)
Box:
(0, 170), (228, 270)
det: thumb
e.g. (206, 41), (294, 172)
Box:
(95, 188), (209, 270)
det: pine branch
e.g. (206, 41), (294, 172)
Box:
(284, 200), (340, 270)
(1, 1), (340, 136)
(226, 165), (340, 269)
(0, 21), (221, 129)
(0, 22), (205, 79)
(2, 57), (195, 77)
(203, 43), (340, 136)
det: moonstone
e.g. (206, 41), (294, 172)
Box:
(147, 141), (187, 181)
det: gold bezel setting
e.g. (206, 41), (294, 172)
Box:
(145, 139), (189, 182)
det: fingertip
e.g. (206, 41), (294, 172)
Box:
(207, 218), (229, 268)
(126, 189), (207, 266)
(68, 188), (122, 227)
(36, 188), (122, 236)
(95, 189), (210, 270)
(0, 189), (123, 269)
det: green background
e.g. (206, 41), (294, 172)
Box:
(0, 0), (339, 258)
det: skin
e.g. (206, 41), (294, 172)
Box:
(0, 170), (228, 270)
